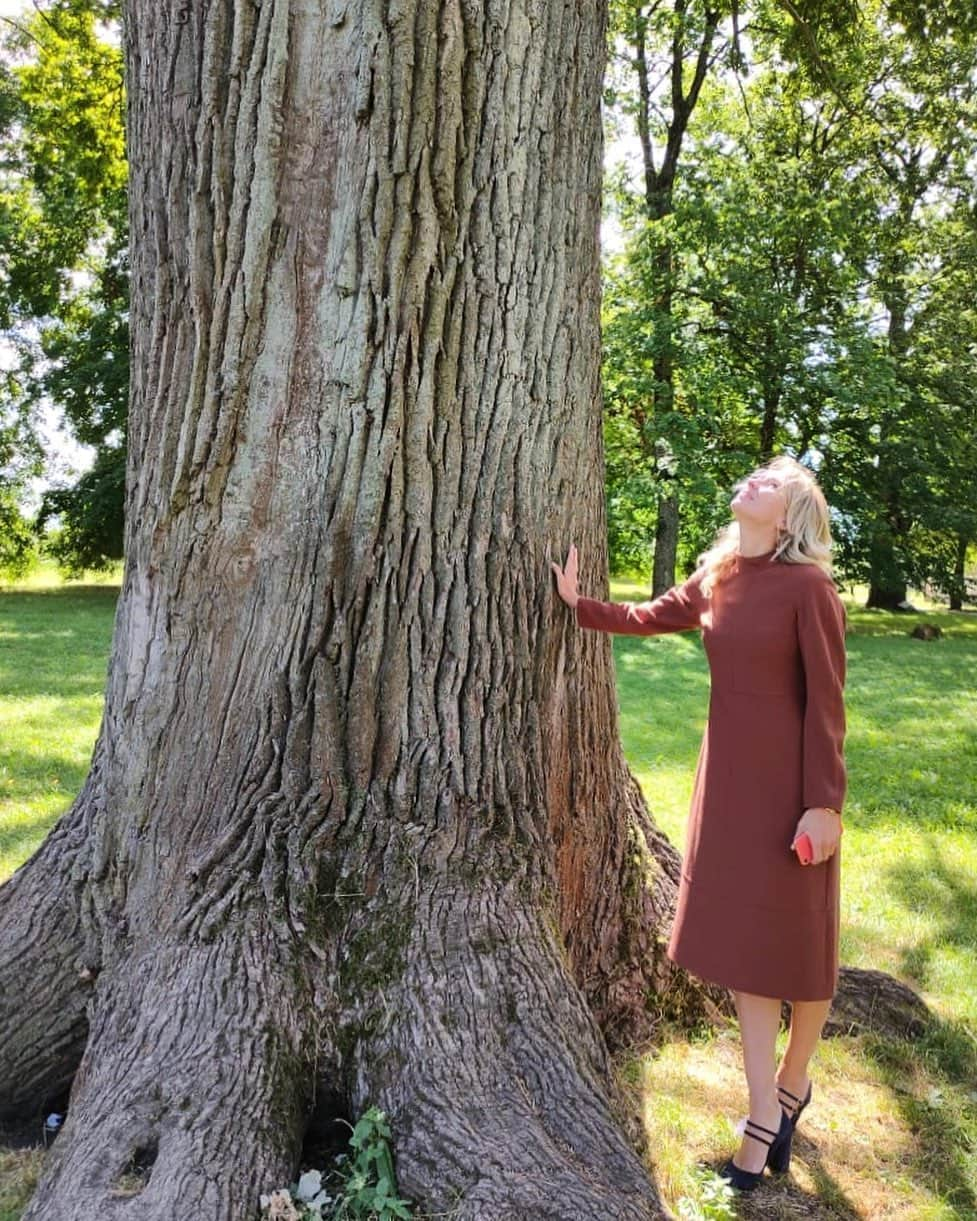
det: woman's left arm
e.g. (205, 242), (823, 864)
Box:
(794, 571), (848, 864)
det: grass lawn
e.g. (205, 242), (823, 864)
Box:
(0, 565), (120, 883)
(1, 565), (976, 1218)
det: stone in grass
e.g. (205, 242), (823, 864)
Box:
(910, 624), (943, 640)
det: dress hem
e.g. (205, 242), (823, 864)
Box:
(666, 946), (837, 1004)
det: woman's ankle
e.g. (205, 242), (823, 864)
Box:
(747, 1090), (783, 1127)
(775, 1066), (810, 1099)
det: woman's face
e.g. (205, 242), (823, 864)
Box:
(730, 468), (788, 529)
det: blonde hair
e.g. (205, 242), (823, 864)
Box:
(698, 456), (833, 598)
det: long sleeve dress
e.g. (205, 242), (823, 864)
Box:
(576, 548), (847, 1001)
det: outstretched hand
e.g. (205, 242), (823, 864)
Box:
(551, 544), (580, 609)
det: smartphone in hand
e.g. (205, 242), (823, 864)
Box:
(793, 833), (814, 866)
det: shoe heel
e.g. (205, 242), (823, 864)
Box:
(766, 1110), (793, 1174)
(767, 1138), (791, 1174)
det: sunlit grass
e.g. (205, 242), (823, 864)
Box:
(618, 1023), (976, 1219)
(1, 569), (975, 1218)
(0, 563), (120, 881)
(0, 1148), (45, 1221)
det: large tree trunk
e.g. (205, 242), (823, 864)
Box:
(0, 2), (714, 1217)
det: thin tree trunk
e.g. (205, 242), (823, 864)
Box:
(651, 491), (680, 598)
(759, 382), (781, 461)
(0, 2), (709, 1216)
(948, 532), (967, 610)
(869, 237), (912, 609)
(631, 1), (721, 596)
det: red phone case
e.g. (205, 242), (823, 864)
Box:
(793, 832), (814, 865)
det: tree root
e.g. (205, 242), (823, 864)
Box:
(826, 966), (931, 1039)
(337, 877), (667, 1219)
(19, 931), (318, 1221)
(0, 793), (95, 1121)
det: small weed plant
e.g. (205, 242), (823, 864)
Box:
(675, 1166), (736, 1220)
(260, 1106), (413, 1221)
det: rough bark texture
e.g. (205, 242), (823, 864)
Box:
(0, 2), (716, 1217)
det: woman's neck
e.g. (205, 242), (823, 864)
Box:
(736, 524), (778, 557)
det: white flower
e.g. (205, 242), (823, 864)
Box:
(295, 1170), (322, 1202)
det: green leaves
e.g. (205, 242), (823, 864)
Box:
(0, 1), (128, 574)
(334, 1107), (413, 1219)
(260, 1106), (413, 1220)
(602, 0), (977, 597)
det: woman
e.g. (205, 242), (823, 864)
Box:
(551, 455), (847, 1190)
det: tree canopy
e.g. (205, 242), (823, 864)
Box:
(0, 0), (975, 600)
(601, 0), (977, 603)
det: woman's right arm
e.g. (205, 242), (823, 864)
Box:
(552, 545), (704, 636)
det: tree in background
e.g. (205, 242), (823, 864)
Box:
(807, 5), (977, 607)
(603, 0), (738, 594)
(0, 364), (41, 577)
(0, 1), (127, 574)
(601, 0), (977, 605)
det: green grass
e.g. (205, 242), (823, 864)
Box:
(1, 566), (976, 1219)
(0, 563), (120, 881)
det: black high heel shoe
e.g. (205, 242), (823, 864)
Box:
(719, 1107), (793, 1191)
(777, 1081), (812, 1129)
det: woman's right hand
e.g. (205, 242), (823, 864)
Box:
(551, 544), (580, 609)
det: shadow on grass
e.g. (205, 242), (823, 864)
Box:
(863, 842), (977, 1214)
(1, 745), (93, 796)
(612, 633), (710, 768)
(0, 806), (73, 879)
(844, 604), (977, 640)
(697, 1150), (862, 1220)
(699, 1016), (977, 1220)
(861, 1018), (977, 1218)
(886, 839), (977, 993)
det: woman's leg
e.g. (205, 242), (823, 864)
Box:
(731, 991), (784, 1172)
(776, 998), (832, 1113)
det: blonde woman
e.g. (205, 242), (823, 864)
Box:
(552, 456), (847, 1191)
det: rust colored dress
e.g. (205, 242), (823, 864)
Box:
(576, 549), (847, 1001)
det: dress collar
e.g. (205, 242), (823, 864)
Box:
(735, 548), (777, 566)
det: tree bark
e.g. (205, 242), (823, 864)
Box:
(948, 532), (967, 610)
(0, 2), (712, 1216)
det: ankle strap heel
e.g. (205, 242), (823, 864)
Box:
(777, 1081), (813, 1129)
(720, 1108), (793, 1190)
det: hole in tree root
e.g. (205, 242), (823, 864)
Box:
(0, 1085), (72, 1151)
(111, 1139), (159, 1197)
(296, 1089), (414, 1208)
(299, 1088), (354, 1177)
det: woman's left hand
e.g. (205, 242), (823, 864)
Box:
(792, 807), (843, 865)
